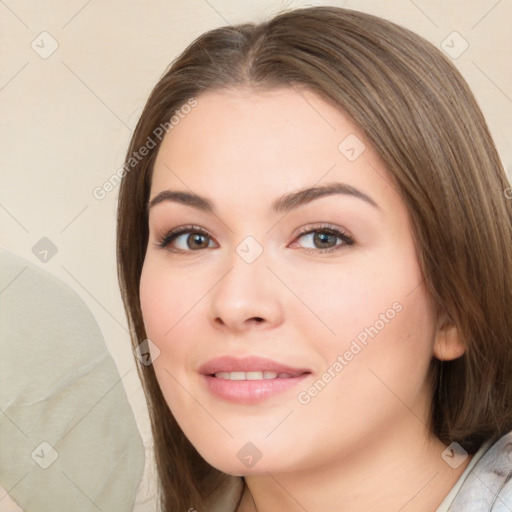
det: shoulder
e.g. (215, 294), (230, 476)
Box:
(449, 431), (512, 511)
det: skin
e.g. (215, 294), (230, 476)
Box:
(140, 88), (468, 511)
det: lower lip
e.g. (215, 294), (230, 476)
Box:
(203, 374), (310, 404)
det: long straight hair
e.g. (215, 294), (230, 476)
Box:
(116, 6), (512, 510)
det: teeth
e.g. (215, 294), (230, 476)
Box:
(247, 371), (265, 380)
(214, 371), (293, 380)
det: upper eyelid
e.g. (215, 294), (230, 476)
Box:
(157, 225), (214, 243)
(156, 224), (354, 249)
(158, 223), (347, 238)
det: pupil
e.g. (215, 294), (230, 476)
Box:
(188, 233), (208, 249)
(315, 231), (336, 248)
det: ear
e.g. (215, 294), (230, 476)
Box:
(433, 313), (465, 361)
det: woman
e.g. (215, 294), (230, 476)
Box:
(116, 6), (512, 511)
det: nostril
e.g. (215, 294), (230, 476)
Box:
(214, 316), (265, 327)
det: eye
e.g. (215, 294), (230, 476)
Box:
(156, 225), (217, 253)
(291, 225), (355, 253)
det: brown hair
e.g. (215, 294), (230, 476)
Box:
(116, 6), (512, 510)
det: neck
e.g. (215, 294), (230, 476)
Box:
(237, 423), (470, 512)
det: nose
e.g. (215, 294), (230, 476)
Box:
(209, 254), (284, 333)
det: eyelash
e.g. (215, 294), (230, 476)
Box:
(156, 225), (213, 253)
(156, 223), (356, 255)
(292, 224), (355, 253)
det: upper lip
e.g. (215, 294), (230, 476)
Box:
(199, 356), (311, 376)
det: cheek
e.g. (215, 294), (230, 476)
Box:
(307, 261), (435, 401)
(139, 256), (212, 380)
(139, 258), (198, 342)
(288, 243), (437, 403)
(272, 283), (437, 461)
(139, 259), (198, 411)
(285, 248), (427, 347)
(139, 260), (196, 415)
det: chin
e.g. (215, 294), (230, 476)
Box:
(191, 438), (288, 476)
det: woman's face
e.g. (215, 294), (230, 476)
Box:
(140, 88), (447, 475)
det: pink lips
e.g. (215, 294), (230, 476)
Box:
(199, 356), (311, 404)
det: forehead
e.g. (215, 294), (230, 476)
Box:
(150, 87), (398, 215)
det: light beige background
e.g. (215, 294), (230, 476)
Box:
(1, 0), (511, 510)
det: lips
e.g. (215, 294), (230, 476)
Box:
(199, 356), (311, 377)
(199, 356), (311, 404)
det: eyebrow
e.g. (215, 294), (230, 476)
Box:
(148, 182), (379, 214)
